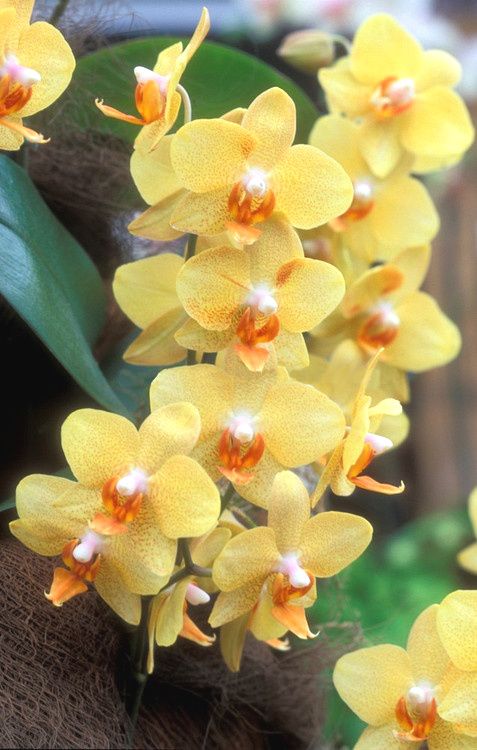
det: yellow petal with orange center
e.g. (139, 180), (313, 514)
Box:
(150, 363), (234, 437)
(300, 511), (373, 576)
(342, 264), (404, 319)
(370, 176), (439, 252)
(113, 253), (183, 330)
(209, 579), (264, 627)
(128, 194), (185, 241)
(406, 604), (451, 685)
(124, 308), (187, 366)
(274, 143), (354, 229)
(390, 245), (431, 302)
(249, 590), (290, 641)
(429, 717), (477, 749)
(241, 87), (296, 170)
(134, 91), (181, 153)
(358, 117), (403, 179)
(401, 87), (474, 160)
(333, 644), (413, 726)
(176, 245), (249, 330)
(318, 58), (372, 118)
(309, 114), (367, 177)
(355, 725), (406, 749)
(275, 257), (345, 332)
(437, 590), (477, 672)
(212, 526), (278, 592)
(171, 119), (256, 193)
(219, 613), (249, 672)
(61, 409), (139, 488)
(94, 558), (141, 625)
(137, 402), (201, 473)
(415, 49), (461, 91)
(130, 135), (182, 205)
(350, 14), (423, 85)
(267, 471), (310, 555)
(261, 379), (346, 466)
(11, 474), (87, 555)
(17, 21), (76, 117)
(437, 672), (477, 728)
(170, 187), (230, 236)
(148, 454), (220, 539)
(386, 292), (461, 372)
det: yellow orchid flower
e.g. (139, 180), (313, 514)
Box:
(147, 527), (231, 673)
(312, 347), (404, 505)
(10, 403), (220, 622)
(0, 0), (75, 148)
(175, 217), (345, 372)
(310, 245), (461, 389)
(334, 592), (477, 748)
(150, 361), (346, 507)
(113, 252), (187, 366)
(319, 14), (474, 178)
(168, 86), (354, 244)
(309, 114), (439, 262)
(210, 471), (372, 671)
(127, 107), (246, 243)
(458, 488), (477, 576)
(96, 7), (210, 152)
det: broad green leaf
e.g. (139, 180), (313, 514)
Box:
(0, 156), (126, 414)
(69, 38), (318, 145)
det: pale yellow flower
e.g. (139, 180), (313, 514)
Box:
(210, 471), (372, 671)
(319, 14), (474, 178)
(334, 592), (477, 747)
(310, 114), (439, 262)
(0, 0), (75, 148)
(150, 361), (345, 507)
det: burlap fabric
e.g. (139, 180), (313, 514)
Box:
(0, 538), (353, 749)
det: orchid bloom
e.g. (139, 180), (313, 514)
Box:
(96, 7), (209, 152)
(10, 404), (220, 622)
(0, 0), (75, 149)
(312, 347), (404, 505)
(175, 217), (345, 372)
(150, 361), (345, 507)
(113, 252), (187, 366)
(168, 86), (354, 244)
(147, 527), (231, 673)
(309, 114), (439, 262)
(210, 471), (373, 671)
(127, 107), (246, 243)
(319, 14), (474, 178)
(334, 592), (477, 748)
(310, 245), (461, 391)
(458, 488), (477, 576)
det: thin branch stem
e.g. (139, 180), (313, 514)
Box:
(220, 482), (236, 513)
(176, 84), (192, 124)
(50, 0), (70, 25)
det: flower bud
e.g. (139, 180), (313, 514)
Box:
(277, 29), (335, 74)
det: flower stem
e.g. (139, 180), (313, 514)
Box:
(221, 481), (236, 513)
(50, 0), (70, 25)
(176, 84), (192, 124)
(126, 595), (152, 747)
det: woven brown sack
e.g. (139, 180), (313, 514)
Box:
(0, 538), (354, 749)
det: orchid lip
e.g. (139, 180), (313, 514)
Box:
(226, 411), (257, 444)
(0, 53), (41, 86)
(72, 530), (104, 564)
(116, 468), (148, 497)
(276, 553), (310, 588)
(246, 284), (278, 316)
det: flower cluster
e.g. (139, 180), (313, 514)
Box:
(9, 5), (476, 736)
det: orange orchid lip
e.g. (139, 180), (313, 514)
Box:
(234, 306), (280, 372)
(270, 572), (317, 639)
(357, 304), (400, 352)
(45, 538), (101, 607)
(347, 442), (404, 495)
(218, 426), (265, 485)
(370, 76), (415, 119)
(394, 692), (437, 742)
(101, 474), (144, 525)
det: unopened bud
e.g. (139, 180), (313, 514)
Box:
(278, 29), (335, 74)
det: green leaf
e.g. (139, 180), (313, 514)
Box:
(70, 38), (318, 145)
(0, 156), (126, 414)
